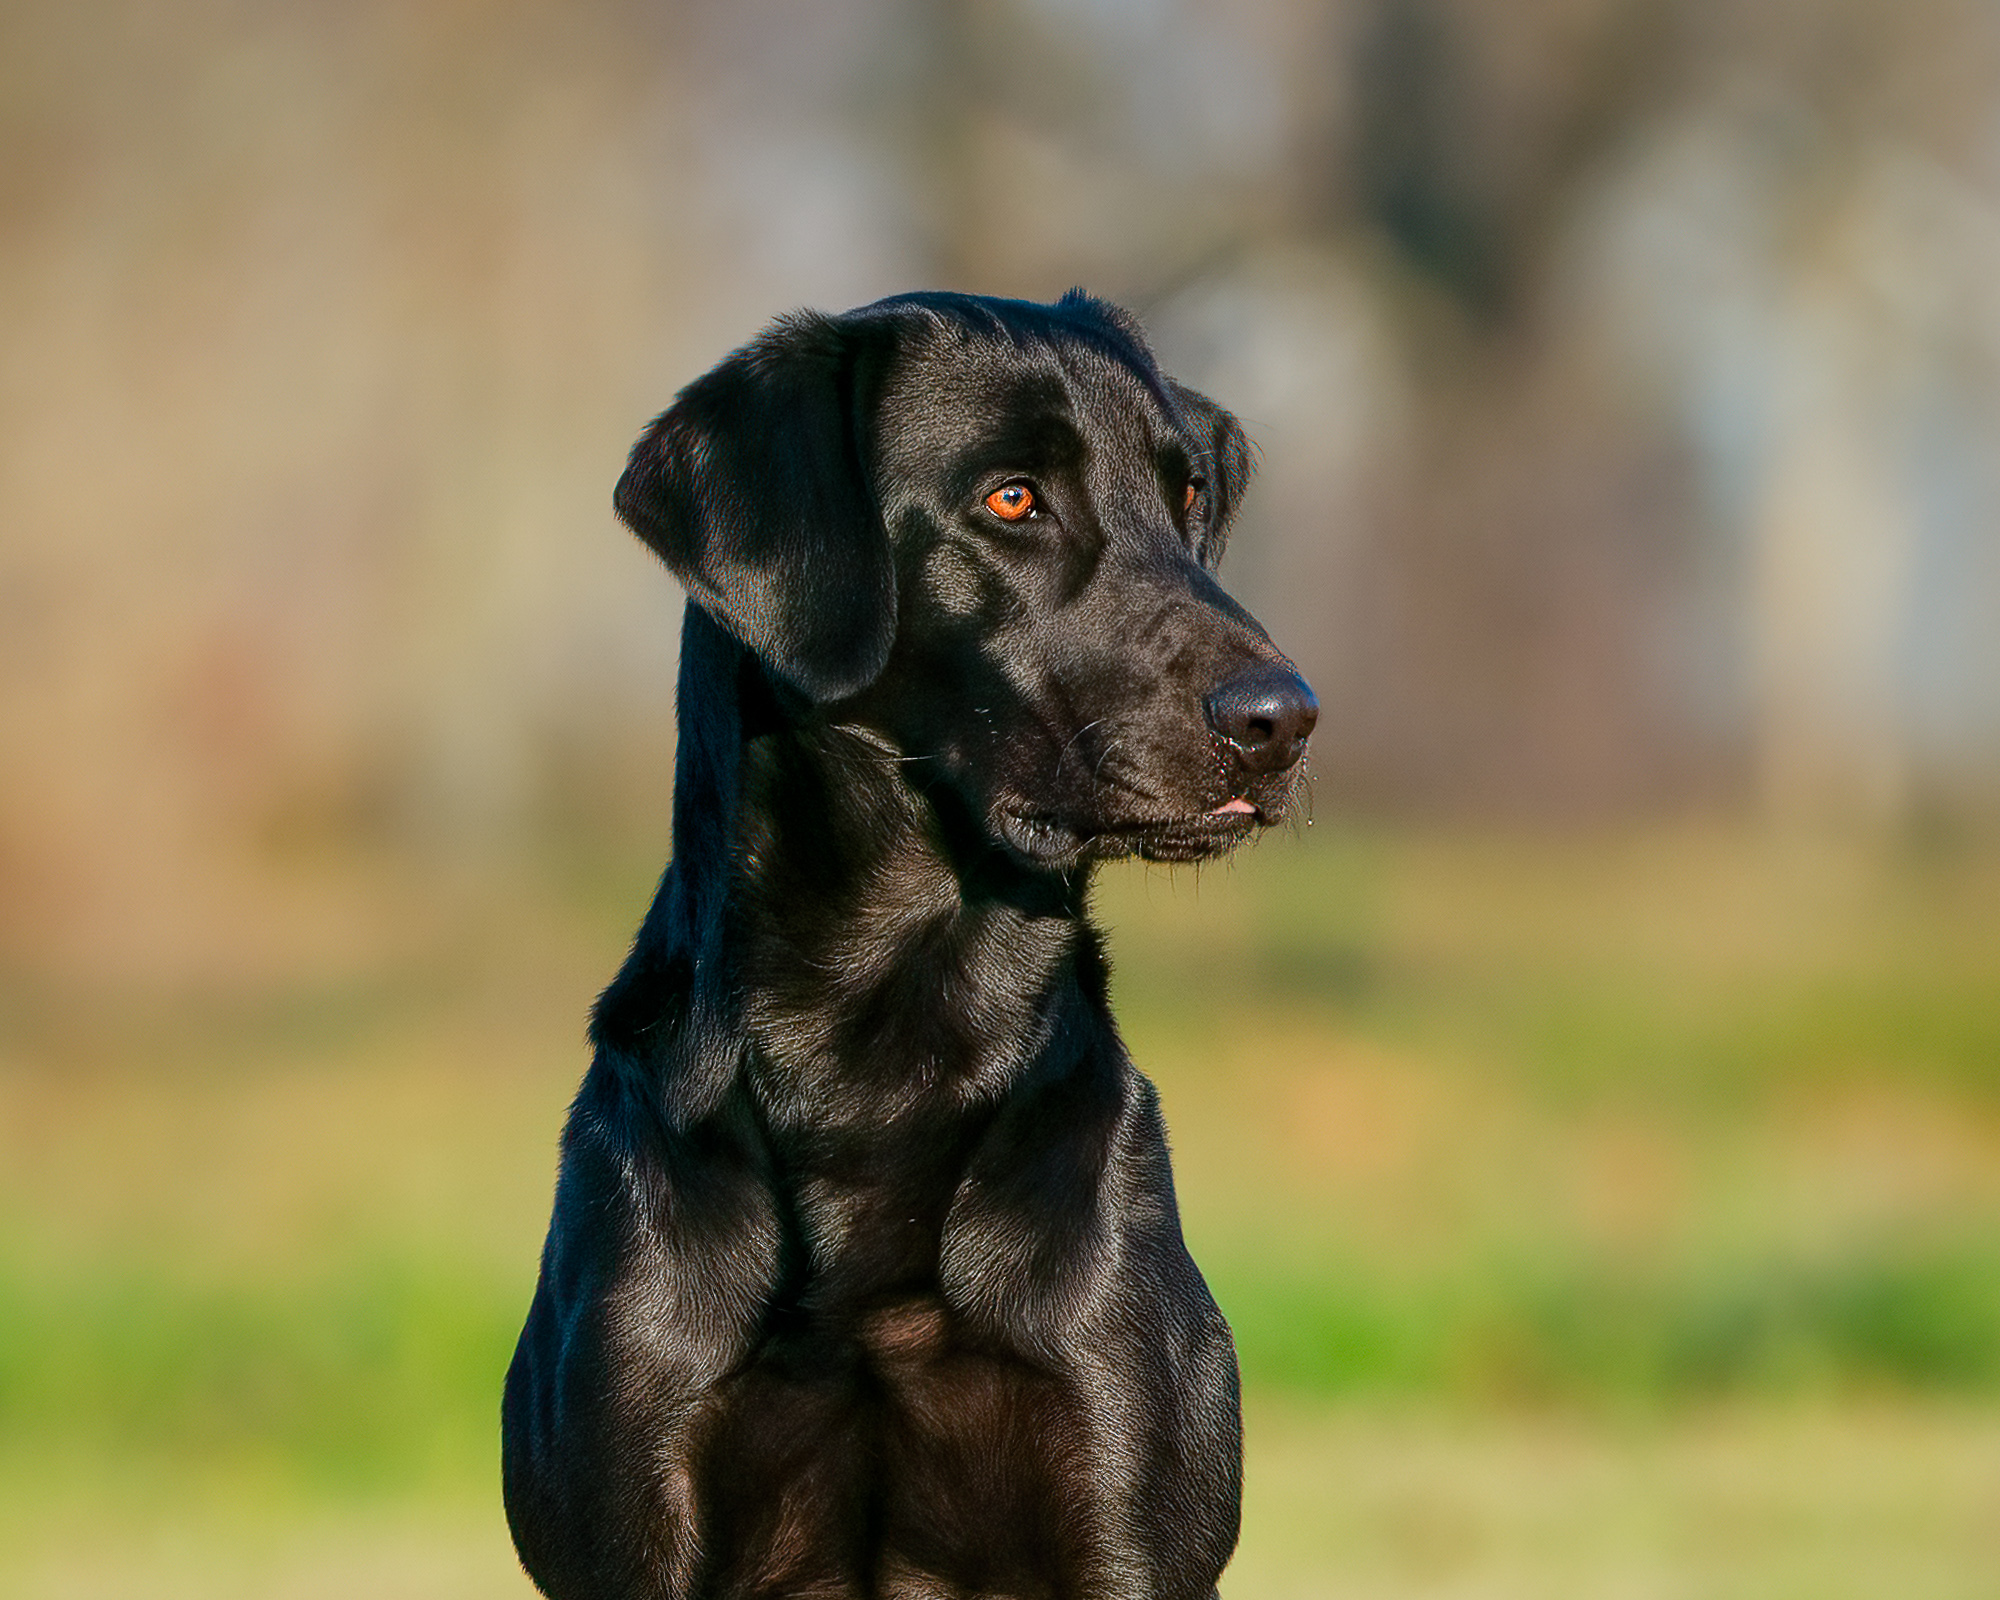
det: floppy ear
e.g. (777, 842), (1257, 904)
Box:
(614, 311), (896, 702)
(1167, 380), (1255, 570)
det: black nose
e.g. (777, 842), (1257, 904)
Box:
(1205, 663), (1318, 775)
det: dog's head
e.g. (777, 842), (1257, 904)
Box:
(616, 290), (1316, 868)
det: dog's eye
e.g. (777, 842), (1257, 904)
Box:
(985, 484), (1037, 521)
(1185, 479), (1206, 514)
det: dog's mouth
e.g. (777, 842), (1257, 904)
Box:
(996, 799), (1267, 867)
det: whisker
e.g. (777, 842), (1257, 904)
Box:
(1054, 717), (1105, 777)
(828, 723), (937, 767)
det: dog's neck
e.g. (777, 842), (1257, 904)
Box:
(729, 686), (1103, 1133)
(594, 607), (1108, 1133)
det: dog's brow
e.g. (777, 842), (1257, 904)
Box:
(944, 408), (1088, 498)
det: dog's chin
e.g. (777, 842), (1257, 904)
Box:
(994, 804), (1269, 869)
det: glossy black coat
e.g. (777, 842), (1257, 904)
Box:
(503, 292), (1313, 1600)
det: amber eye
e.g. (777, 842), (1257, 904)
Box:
(985, 483), (1036, 521)
(1185, 479), (1206, 513)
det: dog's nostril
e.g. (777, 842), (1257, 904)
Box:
(1204, 664), (1318, 774)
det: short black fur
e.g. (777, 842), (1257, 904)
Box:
(504, 291), (1317, 1600)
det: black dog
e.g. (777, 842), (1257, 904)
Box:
(503, 291), (1317, 1600)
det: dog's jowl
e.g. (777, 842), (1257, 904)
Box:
(503, 292), (1317, 1600)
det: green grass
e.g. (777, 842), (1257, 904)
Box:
(1103, 824), (2000, 1102)
(1214, 1238), (2000, 1402)
(2, 821), (1998, 1592)
(0, 1251), (516, 1495)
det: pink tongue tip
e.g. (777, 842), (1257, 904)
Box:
(1210, 798), (1258, 816)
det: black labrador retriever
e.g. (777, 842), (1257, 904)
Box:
(503, 290), (1317, 1600)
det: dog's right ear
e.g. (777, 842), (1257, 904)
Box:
(614, 312), (896, 703)
(1167, 379), (1254, 571)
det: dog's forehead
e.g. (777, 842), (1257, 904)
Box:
(873, 317), (1184, 482)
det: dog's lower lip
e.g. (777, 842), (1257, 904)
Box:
(1006, 805), (1261, 839)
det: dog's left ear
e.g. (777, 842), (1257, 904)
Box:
(1168, 380), (1254, 570)
(615, 312), (895, 702)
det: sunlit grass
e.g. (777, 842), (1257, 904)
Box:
(1231, 1399), (2000, 1600)
(1103, 821), (2000, 1406)
(1, 820), (1997, 1594)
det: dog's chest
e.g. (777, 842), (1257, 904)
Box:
(757, 1110), (984, 1296)
(694, 1287), (1089, 1599)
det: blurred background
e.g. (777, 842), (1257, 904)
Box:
(2, 1), (1998, 1595)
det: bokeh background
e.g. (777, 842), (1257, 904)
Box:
(4, 1), (1999, 1595)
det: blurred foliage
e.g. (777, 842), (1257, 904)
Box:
(9, 0), (2000, 985)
